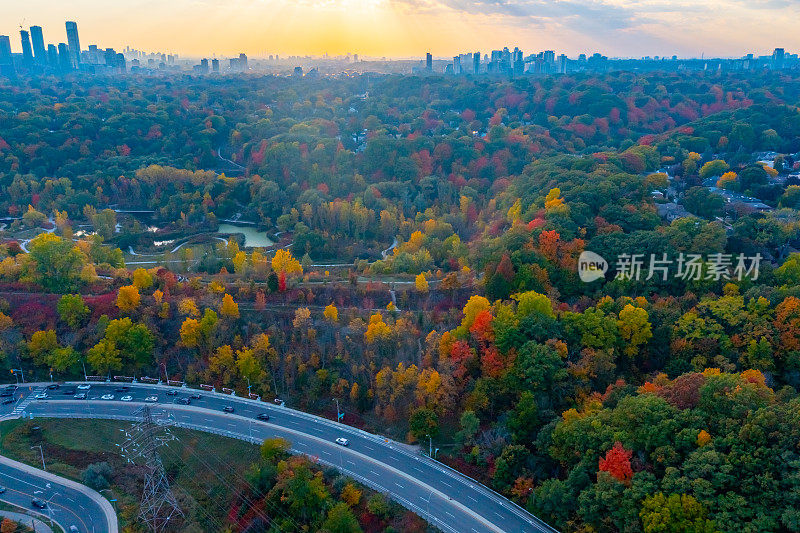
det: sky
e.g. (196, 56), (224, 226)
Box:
(3, 0), (799, 59)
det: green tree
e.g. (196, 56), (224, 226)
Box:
(26, 233), (85, 292)
(640, 492), (717, 533)
(57, 294), (89, 329)
(322, 502), (363, 533)
(409, 407), (439, 441)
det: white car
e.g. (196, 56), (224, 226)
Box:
(77, 384), (91, 390)
(120, 395), (133, 402)
(335, 437), (349, 447)
(101, 394), (114, 400)
(144, 396), (158, 402)
(35, 393), (47, 399)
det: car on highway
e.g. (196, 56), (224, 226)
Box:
(1, 399), (13, 405)
(176, 397), (191, 405)
(121, 395), (133, 402)
(273, 398), (284, 405)
(35, 393), (47, 399)
(101, 394), (115, 400)
(74, 393), (87, 399)
(0, 487), (6, 494)
(0, 390), (12, 398)
(77, 384), (91, 390)
(256, 413), (270, 421)
(190, 393), (201, 400)
(115, 386), (129, 392)
(335, 437), (349, 446)
(166, 389), (178, 396)
(47, 383), (60, 390)
(70, 527), (79, 532)
(31, 498), (46, 509)
(62, 388), (76, 395)
(144, 396), (158, 402)
(223, 406), (234, 413)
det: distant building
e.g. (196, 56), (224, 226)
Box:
(47, 44), (58, 68)
(0, 35), (13, 76)
(453, 55), (461, 74)
(473, 52), (480, 74)
(353, 54), (359, 63)
(773, 48), (785, 69)
(293, 66), (303, 76)
(57, 42), (71, 71)
(19, 30), (33, 65)
(30, 26), (46, 65)
(212, 58), (219, 72)
(65, 21), (81, 68)
(557, 54), (567, 74)
(425, 52), (432, 71)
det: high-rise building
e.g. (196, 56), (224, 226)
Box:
(47, 44), (58, 68)
(453, 55), (461, 74)
(212, 58), (219, 72)
(57, 42), (71, 71)
(473, 52), (480, 74)
(30, 26), (46, 65)
(0, 35), (13, 75)
(0, 35), (12, 65)
(426, 52), (432, 71)
(239, 53), (247, 71)
(20, 30), (33, 65)
(772, 48), (785, 69)
(65, 21), (81, 68)
(557, 54), (568, 74)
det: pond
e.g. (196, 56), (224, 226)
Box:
(217, 223), (274, 248)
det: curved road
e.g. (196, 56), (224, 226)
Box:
(2, 382), (558, 533)
(0, 454), (117, 533)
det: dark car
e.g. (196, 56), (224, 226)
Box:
(256, 413), (270, 421)
(0, 487), (6, 494)
(190, 393), (202, 400)
(47, 383), (60, 390)
(115, 386), (129, 392)
(2, 399), (13, 405)
(223, 406), (234, 413)
(0, 389), (14, 397)
(165, 389), (178, 396)
(62, 388), (76, 395)
(177, 397), (191, 405)
(31, 498), (47, 509)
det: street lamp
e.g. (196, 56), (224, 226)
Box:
(333, 398), (343, 421)
(425, 434), (432, 457)
(31, 445), (46, 471)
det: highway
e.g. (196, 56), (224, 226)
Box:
(0, 453), (117, 533)
(1, 381), (558, 533)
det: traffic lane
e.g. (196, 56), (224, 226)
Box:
(0, 462), (101, 532)
(27, 402), (498, 533)
(41, 385), (549, 533)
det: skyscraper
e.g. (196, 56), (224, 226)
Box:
(425, 52), (432, 71)
(0, 35), (13, 75)
(20, 30), (33, 65)
(65, 21), (81, 68)
(473, 52), (480, 74)
(58, 42), (71, 71)
(30, 25), (46, 65)
(47, 44), (58, 68)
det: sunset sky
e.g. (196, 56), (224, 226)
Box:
(3, 0), (798, 59)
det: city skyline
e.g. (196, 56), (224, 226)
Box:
(1, 0), (799, 59)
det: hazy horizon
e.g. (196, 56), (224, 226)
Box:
(2, 0), (798, 60)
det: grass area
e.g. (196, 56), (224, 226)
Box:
(0, 418), (261, 532)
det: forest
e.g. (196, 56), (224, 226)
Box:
(2, 69), (800, 532)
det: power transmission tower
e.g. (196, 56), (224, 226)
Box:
(120, 406), (183, 532)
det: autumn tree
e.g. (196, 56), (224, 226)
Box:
(272, 249), (303, 275)
(324, 303), (339, 322)
(617, 304), (652, 358)
(220, 293), (240, 319)
(598, 442), (633, 485)
(116, 285), (141, 313)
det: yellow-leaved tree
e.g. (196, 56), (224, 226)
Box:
(271, 249), (303, 275)
(116, 285), (140, 313)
